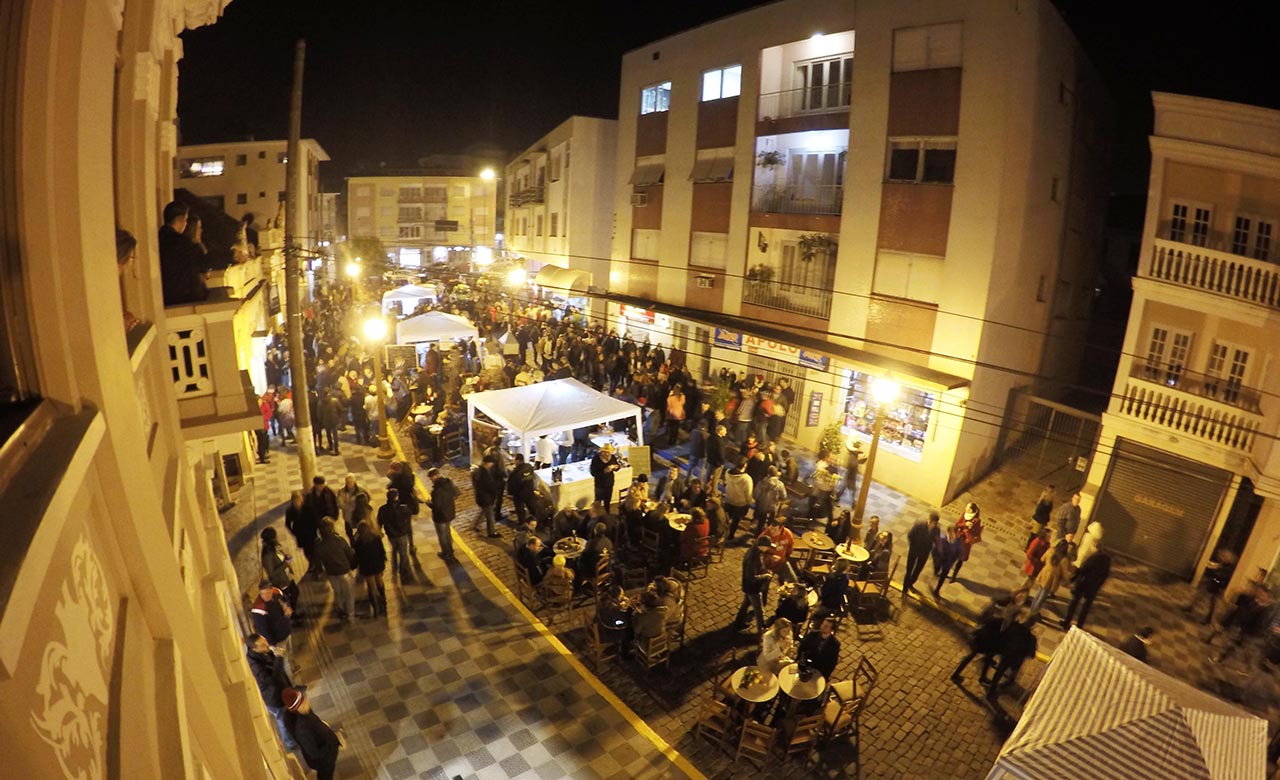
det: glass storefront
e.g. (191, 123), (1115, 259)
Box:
(841, 369), (934, 462)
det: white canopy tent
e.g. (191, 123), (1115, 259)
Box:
(396, 311), (478, 347)
(381, 283), (437, 315)
(465, 378), (643, 466)
(533, 264), (592, 296)
(986, 628), (1267, 780)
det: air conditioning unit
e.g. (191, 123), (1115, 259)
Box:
(630, 192), (648, 207)
(695, 275), (715, 289)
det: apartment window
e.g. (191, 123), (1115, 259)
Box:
(887, 139), (956, 184)
(794, 55), (853, 112)
(277, 152), (287, 164)
(399, 186), (422, 201)
(632, 228), (661, 260)
(378, 227), (395, 239)
(259, 191), (266, 198)
(278, 190), (286, 201)
(1206, 342), (1251, 404)
(550, 154), (562, 181)
(398, 226), (421, 238)
(536, 215), (544, 236)
(380, 206), (392, 218)
(1232, 215), (1275, 261)
(235, 154), (247, 166)
(424, 186), (447, 203)
(1144, 327), (1192, 385)
(180, 157), (225, 177)
(787, 149), (845, 194)
(689, 231), (728, 270)
(1050, 176), (1061, 203)
(701, 65), (742, 101)
(641, 81), (672, 114)
(779, 239), (838, 295)
(258, 151), (266, 159)
(1169, 201), (1212, 247)
(892, 22), (963, 72)
(355, 186), (372, 198)
(872, 251), (944, 304)
(550, 213), (558, 237)
(398, 206), (423, 223)
(452, 185), (467, 198)
(565, 141), (571, 169)
(356, 207), (372, 218)
(1256, 221), (1274, 261)
(236, 193), (247, 205)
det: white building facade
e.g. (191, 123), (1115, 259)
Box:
(347, 173), (498, 267)
(606, 0), (1110, 506)
(1081, 94), (1280, 588)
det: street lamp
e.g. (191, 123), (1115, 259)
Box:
(363, 316), (394, 459)
(479, 167), (495, 181)
(853, 375), (900, 521)
(345, 261), (361, 279)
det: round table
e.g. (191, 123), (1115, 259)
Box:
(553, 538), (585, 560)
(806, 588), (819, 608)
(801, 531), (835, 551)
(836, 542), (870, 563)
(667, 513), (691, 532)
(778, 662), (827, 702)
(729, 666), (780, 703)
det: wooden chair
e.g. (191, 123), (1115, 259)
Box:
(854, 555), (899, 622)
(514, 564), (542, 610)
(820, 693), (865, 752)
(807, 549), (837, 578)
(780, 713), (824, 761)
(634, 631), (671, 670)
(677, 535), (711, 579)
(695, 696), (736, 749)
(709, 534), (726, 564)
(541, 577), (575, 626)
(735, 719), (777, 768)
(667, 570), (692, 649)
(578, 553), (613, 603)
(586, 620), (620, 671)
(640, 527), (661, 559)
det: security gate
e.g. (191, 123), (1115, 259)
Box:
(998, 391), (1101, 488)
(746, 355), (804, 440)
(1093, 438), (1231, 579)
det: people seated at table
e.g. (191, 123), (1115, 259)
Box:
(541, 554), (574, 594)
(597, 585), (633, 649)
(517, 537), (547, 586)
(768, 582), (810, 640)
(678, 507), (710, 564)
(757, 617), (794, 674)
(826, 510), (853, 546)
(551, 508), (582, 541)
(798, 617), (840, 680)
(633, 590), (668, 643)
(681, 477), (708, 511)
(861, 531), (893, 581)
(584, 501), (614, 539)
(578, 522), (613, 586)
(620, 485), (648, 547)
(761, 517), (796, 579)
(818, 559), (853, 616)
(513, 516), (550, 554)
(655, 465), (686, 505)
(703, 496), (727, 541)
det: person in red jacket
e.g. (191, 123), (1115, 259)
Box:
(1022, 527), (1051, 588)
(952, 502), (984, 581)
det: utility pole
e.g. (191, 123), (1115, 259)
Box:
(285, 39), (317, 487)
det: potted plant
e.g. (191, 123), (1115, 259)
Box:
(799, 233), (838, 262)
(756, 150), (784, 169)
(818, 422), (845, 461)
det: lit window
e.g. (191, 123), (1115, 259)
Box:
(278, 152), (288, 164)
(181, 157), (225, 178)
(641, 81), (671, 115)
(886, 138), (956, 184)
(701, 65), (741, 101)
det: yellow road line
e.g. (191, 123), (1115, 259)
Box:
(388, 429), (706, 780)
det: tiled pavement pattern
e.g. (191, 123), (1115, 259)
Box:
(223, 438), (693, 780)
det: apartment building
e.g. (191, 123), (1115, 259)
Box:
(177, 138), (329, 250)
(505, 116), (618, 313)
(606, 0), (1109, 506)
(347, 173), (497, 266)
(1081, 94), (1280, 588)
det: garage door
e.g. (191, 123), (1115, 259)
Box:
(1093, 438), (1231, 579)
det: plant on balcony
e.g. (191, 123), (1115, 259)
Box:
(818, 422), (846, 461)
(746, 263), (775, 283)
(799, 233), (838, 262)
(756, 150), (784, 169)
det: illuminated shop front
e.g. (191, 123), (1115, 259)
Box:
(841, 369), (935, 462)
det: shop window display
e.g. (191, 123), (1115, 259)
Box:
(842, 370), (933, 461)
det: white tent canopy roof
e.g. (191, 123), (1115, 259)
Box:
(534, 264), (591, 295)
(381, 283), (437, 312)
(986, 628), (1266, 780)
(396, 310), (478, 345)
(467, 378), (641, 441)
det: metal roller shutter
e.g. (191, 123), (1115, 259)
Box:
(1093, 438), (1231, 579)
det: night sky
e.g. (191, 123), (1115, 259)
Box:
(178, 0), (1280, 197)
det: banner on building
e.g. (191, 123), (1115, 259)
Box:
(742, 335), (830, 372)
(806, 391), (823, 427)
(620, 304), (655, 324)
(713, 327), (744, 349)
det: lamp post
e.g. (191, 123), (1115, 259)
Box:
(364, 316), (394, 459)
(853, 376), (900, 521)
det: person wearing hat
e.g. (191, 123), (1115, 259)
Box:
(251, 581), (295, 676)
(282, 688), (343, 779)
(837, 439), (867, 506)
(245, 633), (298, 750)
(533, 433), (556, 471)
(589, 442), (621, 513)
(953, 502), (984, 581)
(731, 536), (776, 635)
(259, 526), (300, 613)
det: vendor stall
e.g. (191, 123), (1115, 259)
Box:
(534, 461), (634, 510)
(381, 283), (437, 316)
(396, 310), (478, 349)
(465, 379), (645, 508)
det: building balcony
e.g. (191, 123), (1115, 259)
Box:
(508, 184), (545, 207)
(1129, 358), (1262, 414)
(206, 257), (263, 299)
(1115, 374), (1264, 455)
(741, 277), (833, 319)
(751, 184), (843, 216)
(1144, 237), (1280, 311)
(756, 87), (850, 136)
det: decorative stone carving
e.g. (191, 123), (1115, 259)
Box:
(30, 535), (115, 780)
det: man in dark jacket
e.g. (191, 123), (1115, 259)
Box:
(377, 488), (415, 582)
(731, 537), (776, 635)
(798, 617), (841, 680)
(386, 460), (419, 553)
(471, 455), (502, 537)
(250, 581), (295, 676)
(157, 200), (211, 305)
(986, 616), (1038, 701)
(706, 424), (727, 489)
(315, 520), (356, 621)
(902, 511), (941, 594)
(284, 490), (320, 578)
(303, 476), (339, 530)
(321, 392), (344, 455)
(517, 537), (547, 586)
(426, 467), (459, 561)
(245, 633), (298, 750)
(1061, 547), (1111, 630)
(506, 454), (538, 523)
(283, 688), (342, 780)
(590, 444), (621, 512)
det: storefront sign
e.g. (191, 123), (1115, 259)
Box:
(798, 349), (830, 372)
(620, 304), (655, 323)
(713, 327), (743, 349)
(743, 335), (830, 372)
(806, 391), (823, 427)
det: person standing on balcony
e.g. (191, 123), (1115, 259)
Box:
(157, 201), (210, 305)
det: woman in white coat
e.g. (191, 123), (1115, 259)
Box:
(1074, 519), (1103, 567)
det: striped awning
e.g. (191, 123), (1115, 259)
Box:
(986, 628), (1266, 780)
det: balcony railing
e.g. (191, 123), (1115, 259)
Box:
(1144, 237), (1280, 310)
(742, 277), (833, 319)
(1116, 378), (1263, 454)
(757, 86), (851, 121)
(751, 184), (843, 216)
(1129, 358), (1262, 414)
(508, 184), (545, 208)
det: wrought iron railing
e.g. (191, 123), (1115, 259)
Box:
(750, 184), (843, 216)
(741, 276), (833, 319)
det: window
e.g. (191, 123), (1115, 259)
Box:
(787, 149), (845, 195)
(690, 150), (734, 183)
(536, 215), (543, 236)
(550, 213), (558, 237)
(398, 226), (421, 238)
(236, 193), (247, 205)
(379, 187), (395, 197)
(872, 251), (943, 304)
(452, 185), (467, 198)
(1050, 176), (1061, 203)
(1231, 216), (1250, 256)
(380, 206), (392, 218)
(701, 65), (741, 101)
(1169, 202), (1212, 246)
(424, 187), (447, 203)
(779, 238), (837, 294)
(892, 22), (963, 72)
(689, 231), (728, 269)
(1257, 221), (1274, 262)
(355, 186), (372, 198)
(258, 151), (266, 159)
(180, 157), (225, 177)
(550, 154), (562, 181)
(258, 191), (266, 198)
(277, 190), (286, 201)
(1231, 215), (1275, 261)
(793, 55), (853, 112)
(1206, 342), (1251, 404)
(632, 228), (661, 260)
(565, 141), (571, 169)
(277, 152), (287, 164)
(399, 186), (422, 202)
(398, 206), (422, 223)
(235, 154), (247, 165)
(356, 207), (372, 218)
(1143, 326), (1192, 385)
(843, 369), (934, 460)
(641, 81), (672, 114)
(887, 139), (956, 184)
